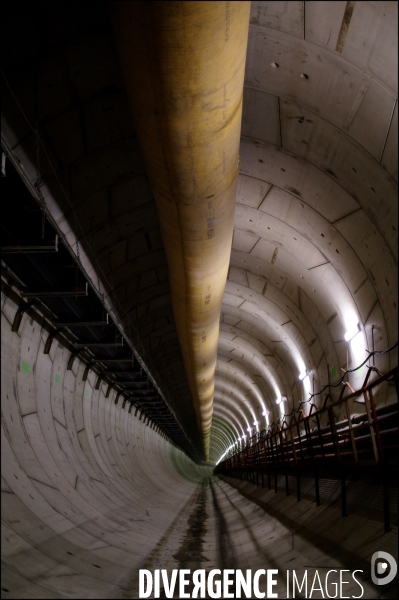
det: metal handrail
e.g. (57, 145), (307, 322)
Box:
(216, 365), (398, 472)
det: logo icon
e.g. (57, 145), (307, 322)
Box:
(371, 551), (397, 585)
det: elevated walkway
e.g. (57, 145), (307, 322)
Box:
(215, 365), (398, 532)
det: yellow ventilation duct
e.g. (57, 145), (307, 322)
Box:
(110, 1), (250, 460)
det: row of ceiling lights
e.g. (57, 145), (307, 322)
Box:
(216, 321), (365, 463)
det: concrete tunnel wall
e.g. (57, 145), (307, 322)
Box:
(2, 267), (398, 599)
(1, 1), (398, 598)
(1, 0), (397, 464)
(1, 279), (213, 598)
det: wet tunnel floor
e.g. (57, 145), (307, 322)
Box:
(119, 476), (397, 599)
(120, 476), (297, 598)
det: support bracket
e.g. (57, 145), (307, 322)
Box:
(82, 362), (96, 381)
(44, 328), (64, 354)
(67, 348), (85, 370)
(95, 373), (105, 390)
(12, 301), (36, 333)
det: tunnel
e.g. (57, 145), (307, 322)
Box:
(1, 2), (398, 599)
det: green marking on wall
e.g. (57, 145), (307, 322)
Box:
(85, 390), (89, 397)
(55, 374), (61, 383)
(331, 366), (337, 377)
(21, 361), (30, 373)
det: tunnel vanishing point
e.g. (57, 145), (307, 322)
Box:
(1, 2), (398, 599)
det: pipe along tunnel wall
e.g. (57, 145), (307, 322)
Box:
(1, 276), (397, 598)
(110, 2), (251, 461)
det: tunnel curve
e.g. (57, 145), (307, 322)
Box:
(1, 2), (398, 598)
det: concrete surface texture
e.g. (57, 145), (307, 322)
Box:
(110, 2), (251, 459)
(1, 1), (398, 599)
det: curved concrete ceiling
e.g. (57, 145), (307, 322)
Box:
(214, 0), (398, 462)
(1, 2), (398, 596)
(2, 0), (397, 464)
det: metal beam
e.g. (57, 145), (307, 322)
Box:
(120, 387), (154, 392)
(105, 370), (141, 375)
(93, 357), (133, 362)
(2, 235), (59, 254)
(21, 282), (88, 297)
(75, 340), (124, 348)
(55, 320), (109, 327)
